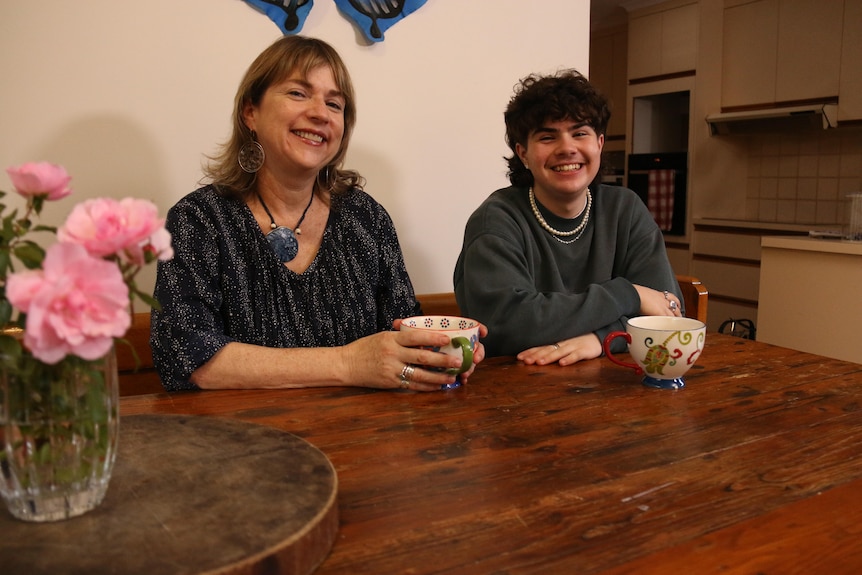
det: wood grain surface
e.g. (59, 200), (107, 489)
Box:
(0, 414), (338, 575)
(110, 335), (862, 574)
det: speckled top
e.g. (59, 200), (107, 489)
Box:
(150, 185), (419, 391)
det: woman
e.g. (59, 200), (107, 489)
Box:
(454, 69), (681, 365)
(152, 35), (484, 392)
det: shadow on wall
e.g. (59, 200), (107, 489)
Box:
(32, 114), (172, 306)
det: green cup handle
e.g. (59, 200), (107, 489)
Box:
(446, 336), (474, 375)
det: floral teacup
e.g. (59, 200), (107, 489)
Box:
(602, 316), (706, 389)
(400, 315), (480, 376)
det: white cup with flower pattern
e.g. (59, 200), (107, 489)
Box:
(400, 315), (480, 375)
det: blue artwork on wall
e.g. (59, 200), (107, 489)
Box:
(241, 0), (427, 42)
(243, 0), (314, 35)
(334, 0), (428, 43)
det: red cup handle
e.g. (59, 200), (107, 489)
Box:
(602, 331), (644, 375)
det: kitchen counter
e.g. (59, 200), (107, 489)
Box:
(757, 235), (862, 364)
(761, 235), (862, 255)
(694, 218), (838, 234)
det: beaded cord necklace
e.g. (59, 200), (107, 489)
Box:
(257, 191), (314, 263)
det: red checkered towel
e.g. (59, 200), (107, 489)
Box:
(648, 170), (675, 231)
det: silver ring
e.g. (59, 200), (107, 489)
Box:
(399, 364), (415, 388)
(552, 343), (560, 350)
(669, 300), (678, 311)
(663, 290), (670, 300)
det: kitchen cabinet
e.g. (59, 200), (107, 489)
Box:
(721, 0), (843, 109)
(839, 0), (862, 122)
(690, 225), (763, 332)
(627, 2), (698, 80)
(590, 25), (628, 138)
(758, 236), (862, 364)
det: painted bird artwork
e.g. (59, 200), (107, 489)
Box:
(244, 0), (314, 35)
(335, 0), (428, 42)
(242, 0), (428, 42)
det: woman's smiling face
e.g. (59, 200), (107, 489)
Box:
(243, 65), (346, 177)
(516, 119), (604, 203)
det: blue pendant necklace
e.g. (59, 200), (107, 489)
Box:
(257, 191), (314, 263)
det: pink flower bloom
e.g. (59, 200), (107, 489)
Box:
(6, 243), (130, 364)
(5, 161), (73, 200)
(57, 197), (173, 264)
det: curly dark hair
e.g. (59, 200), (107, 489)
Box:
(504, 70), (611, 187)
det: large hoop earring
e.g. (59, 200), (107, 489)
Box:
(238, 131), (265, 173)
(318, 165), (334, 191)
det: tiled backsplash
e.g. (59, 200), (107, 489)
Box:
(745, 128), (862, 228)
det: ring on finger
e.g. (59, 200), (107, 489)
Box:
(551, 343), (560, 350)
(669, 300), (678, 311)
(399, 364), (415, 388)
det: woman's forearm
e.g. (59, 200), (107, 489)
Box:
(190, 341), (350, 389)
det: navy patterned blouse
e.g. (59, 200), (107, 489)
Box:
(150, 185), (420, 391)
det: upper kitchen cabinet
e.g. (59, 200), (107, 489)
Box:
(590, 25), (628, 138)
(721, 0), (844, 109)
(627, 1), (698, 81)
(839, 0), (862, 122)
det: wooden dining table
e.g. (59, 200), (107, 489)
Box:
(118, 333), (862, 574)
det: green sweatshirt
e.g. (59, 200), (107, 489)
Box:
(454, 184), (682, 357)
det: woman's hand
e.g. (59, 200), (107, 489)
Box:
(517, 333), (602, 367)
(342, 326), (466, 391)
(634, 284), (681, 317)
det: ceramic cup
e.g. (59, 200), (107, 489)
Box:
(602, 316), (706, 389)
(400, 315), (480, 376)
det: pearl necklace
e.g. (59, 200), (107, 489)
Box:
(529, 187), (592, 244)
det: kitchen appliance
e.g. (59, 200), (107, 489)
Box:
(705, 103), (838, 136)
(627, 152), (688, 236)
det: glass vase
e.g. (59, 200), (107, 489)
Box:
(0, 343), (119, 522)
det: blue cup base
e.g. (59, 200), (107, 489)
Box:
(440, 379), (463, 390)
(642, 376), (685, 390)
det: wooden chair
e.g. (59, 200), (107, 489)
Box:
(116, 312), (163, 396)
(120, 277), (706, 396)
(675, 274), (709, 324)
(415, 292), (462, 316)
(417, 274), (708, 324)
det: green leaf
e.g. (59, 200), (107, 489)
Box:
(31, 195), (46, 214)
(1, 212), (18, 243)
(17, 218), (32, 233)
(0, 334), (23, 368)
(0, 248), (11, 277)
(0, 299), (13, 328)
(13, 240), (45, 269)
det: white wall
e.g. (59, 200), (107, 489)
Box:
(0, 0), (590, 299)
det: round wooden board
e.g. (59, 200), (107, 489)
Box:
(0, 414), (338, 575)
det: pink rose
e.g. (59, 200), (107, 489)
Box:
(57, 197), (173, 264)
(6, 242), (130, 364)
(5, 161), (73, 200)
